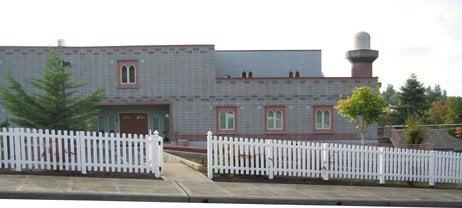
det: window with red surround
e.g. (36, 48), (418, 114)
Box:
(117, 60), (138, 88)
(265, 106), (286, 134)
(313, 106), (334, 133)
(216, 106), (238, 134)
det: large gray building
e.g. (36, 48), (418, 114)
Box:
(0, 32), (379, 144)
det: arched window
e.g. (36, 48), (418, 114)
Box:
(289, 71), (294, 78)
(129, 65), (136, 83)
(315, 110), (331, 129)
(241, 71), (247, 78)
(121, 65), (128, 83)
(219, 110), (235, 130)
(118, 60), (138, 88)
(267, 110), (283, 130)
(295, 71), (300, 77)
(121, 64), (136, 84)
(248, 71), (253, 78)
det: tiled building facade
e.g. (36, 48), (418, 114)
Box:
(0, 32), (379, 144)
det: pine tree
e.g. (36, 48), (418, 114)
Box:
(397, 73), (429, 122)
(425, 84), (447, 104)
(0, 49), (105, 131)
(382, 84), (399, 108)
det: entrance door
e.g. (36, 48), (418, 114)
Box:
(119, 113), (149, 135)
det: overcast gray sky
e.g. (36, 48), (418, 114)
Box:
(1, 0), (461, 96)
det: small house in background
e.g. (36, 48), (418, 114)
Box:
(0, 32), (380, 147)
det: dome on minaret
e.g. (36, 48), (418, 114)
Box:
(354, 31), (370, 49)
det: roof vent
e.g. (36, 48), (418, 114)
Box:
(57, 39), (66, 47)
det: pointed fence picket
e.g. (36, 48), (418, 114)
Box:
(0, 127), (163, 178)
(207, 131), (462, 185)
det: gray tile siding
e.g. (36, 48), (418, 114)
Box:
(0, 46), (378, 143)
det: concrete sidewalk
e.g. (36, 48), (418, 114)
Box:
(0, 161), (462, 207)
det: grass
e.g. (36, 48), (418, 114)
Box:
(212, 174), (462, 190)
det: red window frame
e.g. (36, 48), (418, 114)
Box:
(117, 60), (139, 89)
(265, 106), (286, 134)
(313, 105), (334, 133)
(216, 106), (238, 134)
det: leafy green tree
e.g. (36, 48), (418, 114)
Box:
(382, 84), (399, 108)
(426, 100), (446, 124)
(444, 97), (462, 124)
(425, 84), (447, 104)
(404, 115), (426, 145)
(336, 86), (386, 144)
(397, 74), (429, 123)
(0, 49), (105, 131)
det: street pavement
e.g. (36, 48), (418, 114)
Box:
(0, 158), (461, 207)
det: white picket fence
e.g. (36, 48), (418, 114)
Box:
(206, 132), (462, 185)
(0, 128), (163, 177)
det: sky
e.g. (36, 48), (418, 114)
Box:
(1, 0), (461, 96)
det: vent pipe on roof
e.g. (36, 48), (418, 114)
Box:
(57, 39), (66, 47)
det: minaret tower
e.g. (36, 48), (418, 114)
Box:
(346, 31), (378, 77)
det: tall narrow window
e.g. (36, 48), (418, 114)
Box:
(129, 65), (136, 83)
(121, 65), (128, 83)
(153, 115), (160, 131)
(248, 71), (253, 78)
(118, 60), (138, 88)
(241, 71), (247, 78)
(289, 71), (294, 78)
(216, 106), (238, 133)
(313, 106), (334, 132)
(108, 115), (115, 133)
(265, 106), (285, 133)
(295, 71), (300, 77)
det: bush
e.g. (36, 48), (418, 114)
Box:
(0, 120), (9, 128)
(404, 116), (426, 144)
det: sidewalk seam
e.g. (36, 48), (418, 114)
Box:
(174, 180), (190, 202)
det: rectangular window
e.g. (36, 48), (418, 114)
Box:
(118, 60), (138, 88)
(216, 106), (238, 133)
(265, 106), (286, 133)
(313, 106), (334, 133)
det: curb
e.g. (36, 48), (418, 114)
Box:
(1, 191), (461, 207)
(0, 191), (188, 202)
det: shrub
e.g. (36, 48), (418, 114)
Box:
(0, 120), (9, 128)
(404, 116), (426, 144)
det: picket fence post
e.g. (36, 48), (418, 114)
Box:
(321, 143), (329, 180)
(79, 131), (87, 174)
(14, 128), (22, 171)
(157, 131), (163, 170)
(207, 131), (213, 179)
(378, 147), (385, 184)
(152, 130), (160, 177)
(429, 150), (436, 186)
(265, 139), (274, 179)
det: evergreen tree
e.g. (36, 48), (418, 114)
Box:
(0, 49), (105, 131)
(382, 84), (399, 108)
(426, 84), (447, 104)
(397, 74), (429, 122)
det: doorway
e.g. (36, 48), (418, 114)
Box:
(119, 112), (149, 135)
